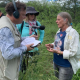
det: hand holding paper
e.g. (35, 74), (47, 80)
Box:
(21, 37), (41, 48)
(30, 35), (38, 40)
(26, 43), (34, 51)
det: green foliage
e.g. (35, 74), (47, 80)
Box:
(0, 0), (17, 7)
(18, 17), (80, 80)
(62, 0), (80, 25)
(18, 1), (80, 80)
(18, 2), (80, 80)
(0, 8), (6, 15)
(72, 69), (80, 80)
(74, 23), (80, 35)
(0, 1), (80, 80)
(0, 2), (6, 7)
(26, 1), (62, 22)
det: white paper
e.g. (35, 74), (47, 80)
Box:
(21, 37), (41, 47)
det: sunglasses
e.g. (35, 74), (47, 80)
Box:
(29, 13), (36, 15)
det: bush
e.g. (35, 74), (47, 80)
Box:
(0, 8), (6, 15)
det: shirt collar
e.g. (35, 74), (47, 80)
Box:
(57, 26), (72, 34)
(66, 26), (72, 32)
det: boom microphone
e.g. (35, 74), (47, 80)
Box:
(32, 26), (45, 30)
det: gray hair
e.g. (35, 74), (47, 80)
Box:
(58, 12), (72, 26)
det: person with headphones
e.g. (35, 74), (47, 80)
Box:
(0, 1), (37, 80)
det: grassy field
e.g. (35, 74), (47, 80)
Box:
(18, 20), (80, 80)
(0, 4), (80, 80)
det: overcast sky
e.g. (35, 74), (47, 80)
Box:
(16, 0), (58, 2)
(16, 0), (42, 2)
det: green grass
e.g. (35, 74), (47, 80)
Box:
(18, 21), (80, 80)
(1, 5), (80, 80)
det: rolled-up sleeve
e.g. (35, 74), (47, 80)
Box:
(0, 27), (27, 60)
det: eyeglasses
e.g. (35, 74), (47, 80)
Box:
(29, 13), (36, 15)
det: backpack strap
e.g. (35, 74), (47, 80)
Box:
(34, 21), (38, 35)
(21, 21), (24, 34)
(36, 21), (38, 26)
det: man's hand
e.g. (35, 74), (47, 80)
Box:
(26, 43), (34, 51)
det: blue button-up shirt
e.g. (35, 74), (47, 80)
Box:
(0, 27), (27, 60)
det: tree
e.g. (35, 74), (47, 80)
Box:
(62, 0), (80, 25)
(0, 0), (16, 3)
(0, 0), (16, 7)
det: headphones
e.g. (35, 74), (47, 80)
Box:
(12, 0), (19, 19)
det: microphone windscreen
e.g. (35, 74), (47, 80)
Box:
(39, 26), (45, 30)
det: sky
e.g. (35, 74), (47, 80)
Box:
(16, 0), (42, 2)
(16, 0), (56, 2)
